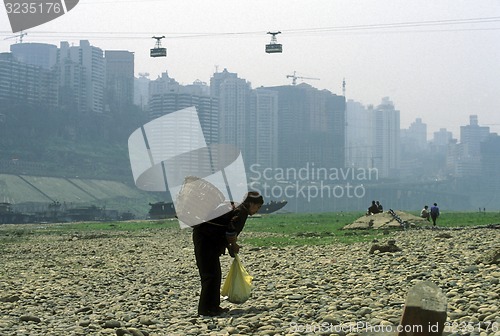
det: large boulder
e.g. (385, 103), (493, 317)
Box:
(475, 247), (500, 265)
(369, 239), (402, 254)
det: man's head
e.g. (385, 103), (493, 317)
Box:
(243, 191), (264, 215)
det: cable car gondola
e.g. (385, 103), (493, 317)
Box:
(265, 31), (282, 53)
(150, 36), (167, 58)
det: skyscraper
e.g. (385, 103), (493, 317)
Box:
(134, 73), (150, 111)
(249, 88), (279, 169)
(460, 115), (490, 157)
(480, 133), (500, 193)
(58, 40), (105, 113)
(432, 128), (453, 154)
(372, 97), (400, 178)
(265, 83), (345, 170)
(105, 50), (134, 112)
(448, 115), (491, 177)
(149, 72), (218, 145)
(345, 100), (374, 169)
(0, 52), (58, 107)
(210, 69), (252, 164)
(10, 43), (57, 70)
(405, 118), (427, 151)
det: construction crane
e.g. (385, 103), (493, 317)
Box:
(3, 30), (27, 43)
(286, 71), (319, 85)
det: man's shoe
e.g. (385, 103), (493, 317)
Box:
(214, 307), (229, 314)
(198, 307), (229, 317)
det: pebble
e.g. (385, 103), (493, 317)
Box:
(19, 315), (41, 323)
(0, 295), (20, 303)
(0, 226), (498, 335)
(104, 320), (121, 328)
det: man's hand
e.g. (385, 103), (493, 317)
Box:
(228, 242), (240, 257)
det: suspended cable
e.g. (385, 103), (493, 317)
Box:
(1, 16), (499, 41)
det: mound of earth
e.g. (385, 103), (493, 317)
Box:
(343, 210), (429, 229)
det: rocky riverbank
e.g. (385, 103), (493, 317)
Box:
(0, 225), (498, 336)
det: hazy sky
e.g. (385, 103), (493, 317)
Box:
(1, 0), (499, 138)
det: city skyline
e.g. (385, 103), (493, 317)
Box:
(2, 38), (495, 144)
(1, 41), (499, 211)
(1, 0), (499, 137)
(140, 68), (494, 143)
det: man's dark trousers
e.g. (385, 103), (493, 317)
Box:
(193, 226), (224, 314)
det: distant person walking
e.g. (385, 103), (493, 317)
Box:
(430, 203), (440, 227)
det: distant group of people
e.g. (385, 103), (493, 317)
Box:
(421, 203), (440, 226)
(366, 200), (441, 227)
(367, 200), (383, 215)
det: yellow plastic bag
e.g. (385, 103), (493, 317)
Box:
(221, 254), (253, 303)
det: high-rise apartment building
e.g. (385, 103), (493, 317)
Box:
(134, 73), (150, 111)
(432, 128), (453, 154)
(345, 100), (374, 169)
(400, 118), (429, 179)
(480, 133), (500, 193)
(460, 115), (490, 157)
(327, 92), (346, 168)
(10, 43), (57, 70)
(149, 72), (218, 145)
(265, 83), (345, 170)
(210, 69), (252, 164)
(57, 42), (86, 113)
(210, 69), (251, 145)
(402, 118), (427, 151)
(105, 50), (134, 112)
(372, 97), (400, 178)
(58, 40), (105, 113)
(248, 88), (279, 170)
(447, 115), (491, 177)
(0, 52), (58, 107)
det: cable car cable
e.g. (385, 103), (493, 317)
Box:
(2, 16), (500, 40)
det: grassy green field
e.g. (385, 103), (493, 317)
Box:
(241, 211), (500, 246)
(1, 211), (498, 248)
